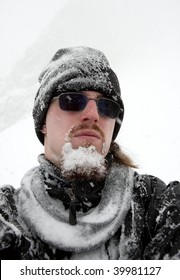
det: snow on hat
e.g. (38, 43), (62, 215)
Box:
(33, 46), (124, 144)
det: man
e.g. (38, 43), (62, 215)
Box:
(0, 46), (180, 260)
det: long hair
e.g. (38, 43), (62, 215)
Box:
(109, 142), (138, 168)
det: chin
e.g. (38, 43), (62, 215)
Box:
(71, 139), (102, 152)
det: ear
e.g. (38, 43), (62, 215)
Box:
(41, 124), (47, 134)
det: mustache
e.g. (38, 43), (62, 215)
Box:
(68, 124), (105, 140)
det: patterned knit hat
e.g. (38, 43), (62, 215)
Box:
(33, 46), (124, 144)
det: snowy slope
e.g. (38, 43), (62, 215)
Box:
(0, 0), (180, 186)
(0, 117), (43, 187)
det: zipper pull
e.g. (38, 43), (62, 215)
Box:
(68, 189), (77, 225)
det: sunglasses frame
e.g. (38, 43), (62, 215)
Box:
(53, 92), (121, 119)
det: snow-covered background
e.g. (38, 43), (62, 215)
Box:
(0, 0), (180, 187)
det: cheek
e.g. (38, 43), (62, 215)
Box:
(104, 119), (115, 135)
(46, 109), (77, 146)
(47, 114), (67, 139)
(101, 119), (115, 153)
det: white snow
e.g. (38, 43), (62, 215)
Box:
(60, 142), (106, 177)
(0, 118), (43, 187)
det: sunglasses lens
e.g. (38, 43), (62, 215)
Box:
(58, 92), (121, 119)
(59, 93), (87, 111)
(98, 99), (120, 119)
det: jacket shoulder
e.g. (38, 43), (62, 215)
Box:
(134, 172), (180, 203)
(134, 173), (180, 259)
(134, 173), (166, 195)
(0, 185), (18, 222)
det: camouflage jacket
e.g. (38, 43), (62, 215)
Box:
(0, 160), (180, 260)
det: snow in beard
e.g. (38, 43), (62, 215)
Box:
(60, 141), (107, 180)
(58, 125), (107, 180)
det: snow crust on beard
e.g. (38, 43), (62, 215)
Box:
(60, 142), (106, 180)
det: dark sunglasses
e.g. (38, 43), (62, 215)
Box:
(54, 92), (121, 119)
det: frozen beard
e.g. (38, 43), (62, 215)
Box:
(60, 142), (107, 181)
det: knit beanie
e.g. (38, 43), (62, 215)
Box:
(33, 46), (124, 144)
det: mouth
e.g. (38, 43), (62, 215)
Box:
(73, 129), (101, 140)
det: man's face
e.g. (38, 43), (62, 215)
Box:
(42, 91), (116, 166)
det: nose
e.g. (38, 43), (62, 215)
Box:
(80, 100), (100, 123)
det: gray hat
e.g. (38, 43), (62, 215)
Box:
(33, 46), (124, 144)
